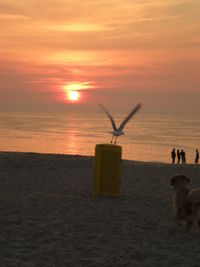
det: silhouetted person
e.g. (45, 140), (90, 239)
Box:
(171, 148), (176, 164)
(181, 149), (186, 164)
(195, 149), (199, 164)
(177, 149), (181, 164)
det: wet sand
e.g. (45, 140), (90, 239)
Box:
(0, 151), (200, 266)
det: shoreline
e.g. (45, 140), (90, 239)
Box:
(0, 150), (194, 166)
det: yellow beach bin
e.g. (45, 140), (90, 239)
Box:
(93, 144), (122, 197)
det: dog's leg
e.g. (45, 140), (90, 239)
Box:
(194, 204), (200, 227)
(185, 203), (194, 231)
(186, 216), (193, 231)
(198, 212), (200, 227)
(186, 204), (199, 231)
(175, 217), (183, 226)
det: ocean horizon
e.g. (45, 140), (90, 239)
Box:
(0, 110), (199, 163)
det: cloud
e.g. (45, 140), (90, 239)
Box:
(0, 0), (199, 112)
(0, 13), (30, 20)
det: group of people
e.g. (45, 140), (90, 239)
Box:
(171, 148), (199, 164)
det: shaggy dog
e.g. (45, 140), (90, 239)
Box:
(170, 174), (200, 231)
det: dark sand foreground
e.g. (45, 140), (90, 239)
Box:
(0, 151), (200, 267)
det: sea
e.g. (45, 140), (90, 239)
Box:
(0, 111), (200, 163)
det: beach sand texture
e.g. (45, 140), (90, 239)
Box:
(0, 151), (200, 267)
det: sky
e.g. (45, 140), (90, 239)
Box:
(0, 0), (200, 114)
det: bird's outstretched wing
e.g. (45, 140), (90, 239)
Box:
(118, 103), (142, 131)
(99, 103), (117, 131)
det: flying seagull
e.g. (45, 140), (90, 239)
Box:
(100, 103), (142, 144)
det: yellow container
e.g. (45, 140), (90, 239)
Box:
(93, 144), (122, 197)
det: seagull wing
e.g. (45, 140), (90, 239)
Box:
(118, 103), (142, 131)
(99, 104), (117, 131)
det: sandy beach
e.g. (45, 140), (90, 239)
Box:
(0, 151), (200, 267)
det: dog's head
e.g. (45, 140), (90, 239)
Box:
(170, 175), (190, 187)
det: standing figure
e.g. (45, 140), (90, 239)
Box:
(177, 149), (181, 164)
(184, 151), (186, 164)
(181, 149), (186, 164)
(171, 148), (176, 164)
(195, 149), (199, 164)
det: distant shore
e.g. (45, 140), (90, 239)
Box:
(0, 151), (200, 266)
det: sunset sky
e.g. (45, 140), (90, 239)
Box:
(0, 0), (200, 113)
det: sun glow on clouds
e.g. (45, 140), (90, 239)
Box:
(43, 23), (106, 32)
(1, 0), (200, 112)
(63, 82), (92, 102)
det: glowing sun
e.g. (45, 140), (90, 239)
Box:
(67, 90), (80, 101)
(64, 82), (92, 102)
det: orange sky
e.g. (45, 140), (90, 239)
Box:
(0, 0), (200, 113)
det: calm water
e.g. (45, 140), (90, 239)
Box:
(0, 111), (200, 163)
